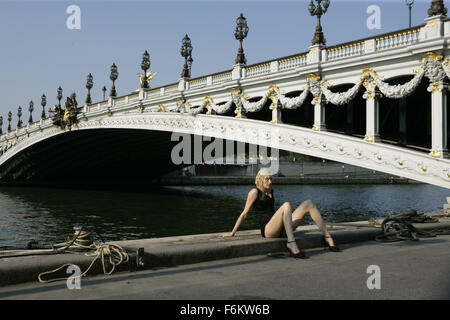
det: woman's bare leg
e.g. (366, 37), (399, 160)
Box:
(264, 202), (301, 254)
(291, 200), (335, 247)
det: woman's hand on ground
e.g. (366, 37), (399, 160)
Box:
(221, 232), (234, 238)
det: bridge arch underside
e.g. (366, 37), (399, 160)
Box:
(0, 129), (185, 188)
(0, 129), (276, 188)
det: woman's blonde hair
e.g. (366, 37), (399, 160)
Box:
(255, 168), (273, 189)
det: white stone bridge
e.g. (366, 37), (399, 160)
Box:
(1, 12), (450, 189)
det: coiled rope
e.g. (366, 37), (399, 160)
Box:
(37, 226), (129, 283)
(375, 210), (450, 242)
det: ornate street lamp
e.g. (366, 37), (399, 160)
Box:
(188, 55), (194, 76)
(86, 73), (93, 104)
(17, 106), (23, 128)
(41, 94), (47, 119)
(28, 101), (34, 124)
(234, 13), (249, 65)
(71, 92), (77, 107)
(7, 112), (12, 132)
(57, 87), (63, 107)
(308, 0), (330, 46)
(406, 0), (414, 27)
(180, 35), (193, 78)
(110, 63), (118, 98)
(0, 116), (2, 135)
(102, 86), (107, 100)
(428, 0), (447, 17)
(141, 50), (151, 88)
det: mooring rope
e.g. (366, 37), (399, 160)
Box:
(38, 243), (129, 283)
(374, 211), (450, 242)
(36, 227), (129, 283)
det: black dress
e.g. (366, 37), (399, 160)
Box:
(252, 188), (275, 237)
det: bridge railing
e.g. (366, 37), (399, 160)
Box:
(149, 22), (430, 96)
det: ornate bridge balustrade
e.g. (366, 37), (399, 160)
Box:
(1, 14), (450, 188)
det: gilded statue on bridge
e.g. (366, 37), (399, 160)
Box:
(49, 94), (79, 130)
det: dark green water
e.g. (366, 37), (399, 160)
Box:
(0, 184), (448, 247)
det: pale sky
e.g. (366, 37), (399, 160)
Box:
(0, 0), (436, 125)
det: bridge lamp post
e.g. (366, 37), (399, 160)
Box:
(110, 63), (118, 98)
(180, 35), (193, 78)
(7, 112), (11, 132)
(141, 50), (151, 88)
(308, 0), (330, 46)
(405, 0), (414, 27)
(57, 87), (63, 107)
(102, 86), (107, 100)
(71, 92), (77, 106)
(86, 73), (93, 104)
(0, 116), (2, 135)
(234, 13), (249, 65)
(28, 101), (34, 124)
(188, 55), (193, 76)
(17, 106), (22, 129)
(41, 94), (46, 119)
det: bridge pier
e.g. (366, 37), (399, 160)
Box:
(364, 82), (381, 143)
(430, 81), (449, 158)
(271, 102), (282, 124)
(313, 98), (326, 131)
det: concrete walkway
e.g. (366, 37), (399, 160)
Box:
(0, 213), (449, 288)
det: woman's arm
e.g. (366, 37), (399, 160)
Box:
(222, 188), (258, 237)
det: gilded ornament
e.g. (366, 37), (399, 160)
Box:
(422, 52), (443, 63)
(365, 135), (374, 142)
(426, 20), (437, 28)
(307, 74), (321, 81)
(431, 82), (443, 93)
(138, 72), (156, 89)
(267, 84), (280, 110)
(235, 106), (242, 119)
(204, 96), (214, 115)
(231, 88), (241, 95)
(431, 149), (442, 158)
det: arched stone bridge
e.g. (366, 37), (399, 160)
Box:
(1, 15), (450, 189)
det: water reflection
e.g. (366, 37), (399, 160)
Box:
(0, 184), (448, 247)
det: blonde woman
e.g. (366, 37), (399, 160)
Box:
(222, 168), (340, 258)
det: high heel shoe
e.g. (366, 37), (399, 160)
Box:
(323, 236), (341, 252)
(286, 241), (306, 259)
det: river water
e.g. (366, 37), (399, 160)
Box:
(0, 184), (448, 247)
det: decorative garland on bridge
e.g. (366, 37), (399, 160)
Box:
(161, 51), (448, 117)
